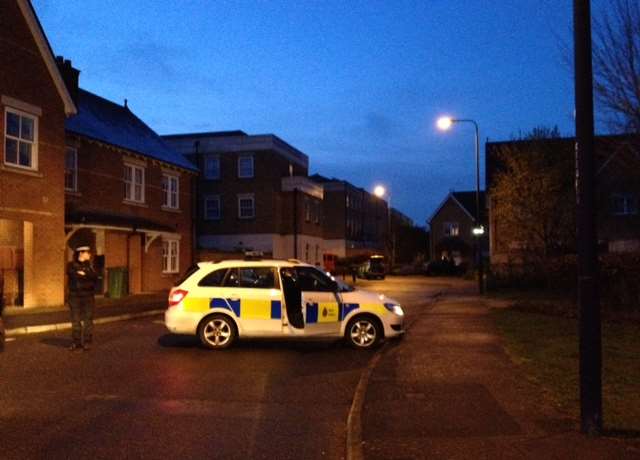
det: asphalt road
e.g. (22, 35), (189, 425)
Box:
(0, 276), (448, 460)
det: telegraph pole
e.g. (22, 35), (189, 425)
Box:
(574, 0), (602, 435)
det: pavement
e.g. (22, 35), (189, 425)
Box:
(359, 283), (640, 459)
(3, 292), (168, 335)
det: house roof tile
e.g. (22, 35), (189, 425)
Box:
(65, 89), (197, 171)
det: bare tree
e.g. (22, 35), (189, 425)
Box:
(593, 0), (640, 133)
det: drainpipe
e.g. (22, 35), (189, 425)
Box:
(293, 187), (298, 258)
(193, 141), (200, 263)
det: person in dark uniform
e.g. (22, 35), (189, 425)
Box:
(67, 246), (98, 351)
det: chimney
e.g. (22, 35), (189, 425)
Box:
(55, 56), (80, 105)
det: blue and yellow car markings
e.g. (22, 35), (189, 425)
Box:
(182, 296), (210, 312)
(339, 303), (360, 320)
(208, 297), (241, 316)
(183, 296), (382, 323)
(270, 300), (282, 319)
(318, 302), (339, 322)
(305, 302), (319, 324)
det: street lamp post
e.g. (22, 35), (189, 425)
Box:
(373, 185), (393, 269)
(437, 116), (484, 294)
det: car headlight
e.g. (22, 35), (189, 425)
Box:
(384, 303), (404, 316)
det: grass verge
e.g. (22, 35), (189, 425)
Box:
(491, 308), (640, 433)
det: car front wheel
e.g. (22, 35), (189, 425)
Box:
(346, 315), (382, 349)
(198, 314), (237, 350)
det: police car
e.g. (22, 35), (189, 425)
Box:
(164, 259), (405, 350)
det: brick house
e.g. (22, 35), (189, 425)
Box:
(428, 191), (486, 266)
(309, 174), (387, 259)
(61, 74), (197, 294)
(162, 131), (325, 265)
(486, 135), (640, 262)
(0, 0), (76, 307)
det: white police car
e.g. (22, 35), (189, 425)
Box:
(165, 259), (405, 349)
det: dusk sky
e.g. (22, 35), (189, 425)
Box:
(33, 1), (609, 225)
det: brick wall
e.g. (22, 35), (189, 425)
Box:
(66, 135), (194, 292)
(197, 150), (306, 236)
(0, 1), (67, 307)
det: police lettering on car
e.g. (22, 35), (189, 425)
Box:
(165, 259), (404, 349)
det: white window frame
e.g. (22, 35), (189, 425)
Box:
(238, 193), (255, 219)
(443, 222), (459, 237)
(162, 173), (179, 209)
(162, 239), (180, 274)
(4, 107), (38, 170)
(238, 154), (254, 178)
(204, 195), (221, 220)
(65, 146), (78, 191)
(124, 163), (145, 203)
(204, 155), (220, 180)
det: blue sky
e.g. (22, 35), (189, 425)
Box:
(34, 1), (606, 225)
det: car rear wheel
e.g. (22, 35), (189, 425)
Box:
(346, 315), (382, 349)
(198, 314), (237, 350)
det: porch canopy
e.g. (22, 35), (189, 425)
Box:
(65, 211), (180, 252)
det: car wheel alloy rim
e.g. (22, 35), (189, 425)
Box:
(350, 321), (376, 347)
(204, 319), (231, 347)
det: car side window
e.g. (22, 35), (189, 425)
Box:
(198, 268), (228, 287)
(223, 268), (241, 287)
(295, 267), (335, 292)
(238, 267), (276, 289)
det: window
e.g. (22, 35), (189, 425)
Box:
(162, 240), (179, 273)
(611, 193), (637, 216)
(294, 267), (336, 292)
(204, 195), (221, 220)
(162, 174), (179, 209)
(238, 194), (255, 219)
(65, 147), (78, 191)
(314, 202), (320, 224)
(305, 199), (311, 222)
(124, 163), (145, 203)
(305, 243), (310, 261)
(223, 267), (276, 288)
(443, 222), (459, 237)
(198, 268), (228, 287)
(4, 108), (37, 169)
(238, 155), (254, 178)
(204, 156), (220, 179)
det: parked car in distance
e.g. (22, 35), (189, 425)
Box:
(361, 255), (386, 280)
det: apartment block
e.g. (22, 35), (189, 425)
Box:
(163, 131), (324, 265)
(310, 174), (387, 258)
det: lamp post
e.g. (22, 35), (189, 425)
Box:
(373, 185), (393, 268)
(437, 116), (484, 294)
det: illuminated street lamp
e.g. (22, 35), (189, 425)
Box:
(437, 115), (484, 294)
(472, 225), (485, 236)
(373, 184), (394, 268)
